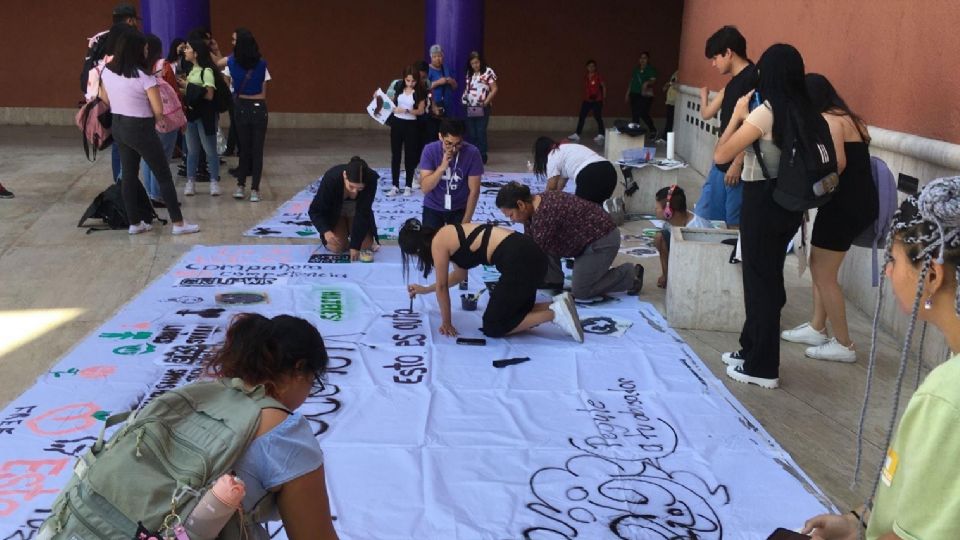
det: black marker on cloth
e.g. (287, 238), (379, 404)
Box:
(492, 357), (531, 368)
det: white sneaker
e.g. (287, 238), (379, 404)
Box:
(386, 186), (399, 197)
(721, 350), (745, 368)
(128, 221), (152, 235)
(594, 134), (605, 143)
(403, 187), (412, 197)
(781, 322), (829, 346)
(567, 133), (580, 141)
(172, 222), (200, 235)
(209, 180), (221, 196)
(233, 186), (245, 199)
(184, 180), (196, 196)
(805, 338), (857, 363)
(549, 292), (584, 343)
(249, 190), (260, 203)
(726, 364), (779, 389)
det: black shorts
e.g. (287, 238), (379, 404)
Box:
(481, 234), (547, 337)
(810, 170), (878, 252)
(574, 161), (617, 204)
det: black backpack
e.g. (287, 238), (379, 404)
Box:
(212, 69), (232, 113)
(78, 182), (167, 233)
(756, 108), (839, 211)
(80, 32), (109, 95)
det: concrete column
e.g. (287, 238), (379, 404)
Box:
(424, 0), (484, 119)
(141, 0), (211, 52)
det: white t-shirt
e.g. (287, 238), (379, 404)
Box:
(547, 143), (606, 190)
(394, 90), (417, 121)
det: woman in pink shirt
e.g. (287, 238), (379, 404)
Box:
(100, 30), (199, 235)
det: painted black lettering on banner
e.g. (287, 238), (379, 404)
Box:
(0, 406), (37, 436)
(520, 377), (729, 539)
(383, 355), (426, 384)
(2, 508), (51, 540)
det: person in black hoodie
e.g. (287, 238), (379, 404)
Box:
(308, 157), (379, 261)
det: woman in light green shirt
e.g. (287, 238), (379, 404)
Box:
(802, 176), (960, 539)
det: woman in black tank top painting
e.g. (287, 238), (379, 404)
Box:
(780, 74), (879, 363)
(398, 219), (584, 342)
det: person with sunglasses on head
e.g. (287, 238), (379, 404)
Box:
(399, 218), (584, 342)
(418, 118), (483, 229)
(308, 157), (379, 261)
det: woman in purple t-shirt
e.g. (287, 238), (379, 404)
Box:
(100, 30), (198, 235)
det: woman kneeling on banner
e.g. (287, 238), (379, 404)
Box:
(399, 218), (585, 342)
(208, 314), (340, 539)
(802, 177), (960, 540)
(309, 156), (379, 261)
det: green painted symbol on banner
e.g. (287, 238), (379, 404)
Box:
(92, 410), (111, 422)
(296, 229), (317, 236)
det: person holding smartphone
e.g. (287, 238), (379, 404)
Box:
(399, 218), (584, 342)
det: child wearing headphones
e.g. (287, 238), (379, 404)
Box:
(654, 185), (715, 288)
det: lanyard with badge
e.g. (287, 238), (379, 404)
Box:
(444, 151), (459, 210)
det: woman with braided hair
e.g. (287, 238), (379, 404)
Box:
(801, 176), (960, 540)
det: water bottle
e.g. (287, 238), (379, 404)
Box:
(183, 474), (246, 540)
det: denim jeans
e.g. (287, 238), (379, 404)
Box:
(464, 107), (490, 161)
(185, 118), (219, 180)
(142, 130), (178, 200)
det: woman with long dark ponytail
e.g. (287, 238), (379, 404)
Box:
(227, 28), (270, 202)
(780, 73), (878, 362)
(713, 43), (828, 389)
(398, 218), (584, 342)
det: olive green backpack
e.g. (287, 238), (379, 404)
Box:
(38, 378), (287, 539)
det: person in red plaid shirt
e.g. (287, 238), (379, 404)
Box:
(497, 182), (643, 299)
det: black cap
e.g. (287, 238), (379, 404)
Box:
(113, 3), (138, 18)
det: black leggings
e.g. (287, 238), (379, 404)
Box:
(482, 233), (547, 337)
(575, 100), (604, 135)
(112, 114), (183, 223)
(574, 161), (617, 204)
(390, 118), (419, 188)
(235, 99), (268, 190)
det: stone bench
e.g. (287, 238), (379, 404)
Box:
(665, 227), (744, 333)
(619, 164), (682, 215)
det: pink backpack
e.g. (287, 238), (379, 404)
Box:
(75, 96), (112, 162)
(155, 78), (186, 133)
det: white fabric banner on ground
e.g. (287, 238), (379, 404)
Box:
(0, 245), (832, 539)
(244, 170), (548, 240)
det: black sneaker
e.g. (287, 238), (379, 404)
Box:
(177, 164), (187, 177)
(626, 264), (644, 295)
(228, 167), (239, 178)
(150, 198), (166, 209)
(721, 350), (745, 367)
(0, 184), (13, 199)
(726, 364), (779, 389)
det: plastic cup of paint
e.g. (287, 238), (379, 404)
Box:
(359, 250), (374, 263)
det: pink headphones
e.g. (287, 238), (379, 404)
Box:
(664, 184), (678, 219)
